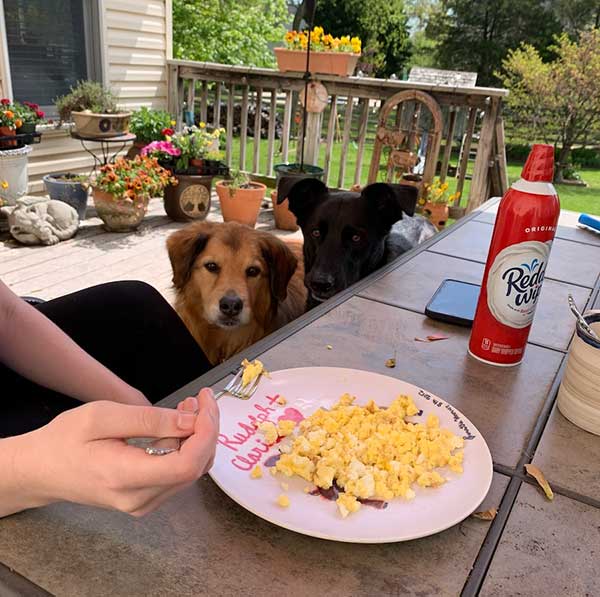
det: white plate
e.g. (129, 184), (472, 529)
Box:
(209, 367), (493, 543)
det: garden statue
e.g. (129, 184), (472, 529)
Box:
(0, 196), (79, 245)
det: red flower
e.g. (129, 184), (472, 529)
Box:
(161, 127), (174, 137)
(31, 103), (39, 110)
(36, 110), (45, 119)
(0, 99), (10, 106)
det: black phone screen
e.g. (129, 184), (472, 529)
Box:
(425, 279), (481, 327)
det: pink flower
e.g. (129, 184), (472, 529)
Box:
(36, 110), (45, 119)
(141, 140), (180, 157)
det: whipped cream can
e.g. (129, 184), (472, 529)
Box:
(468, 144), (560, 366)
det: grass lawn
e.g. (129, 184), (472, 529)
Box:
(229, 136), (600, 216)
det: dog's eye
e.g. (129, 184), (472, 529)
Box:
(351, 233), (362, 243)
(246, 266), (261, 277)
(204, 262), (220, 273)
(311, 229), (321, 238)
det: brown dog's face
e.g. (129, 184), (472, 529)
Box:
(167, 222), (298, 330)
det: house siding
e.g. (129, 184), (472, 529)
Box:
(23, 0), (171, 193)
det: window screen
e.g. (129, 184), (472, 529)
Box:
(4, 0), (88, 108)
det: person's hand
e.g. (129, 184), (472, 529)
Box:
(14, 388), (219, 517)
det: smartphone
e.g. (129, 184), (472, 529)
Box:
(425, 279), (481, 327)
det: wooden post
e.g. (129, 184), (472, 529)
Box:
(266, 89), (277, 177)
(495, 115), (509, 195)
(253, 88), (263, 174)
(466, 97), (500, 213)
(200, 80), (208, 124)
(213, 83), (222, 128)
(338, 95), (355, 188)
(185, 79), (196, 127)
(281, 90), (293, 164)
(354, 99), (370, 186)
(439, 107), (457, 183)
(323, 94), (338, 184)
(168, 64), (182, 128)
(239, 85), (249, 170)
(303, 112), (322, 166)
(455, 106), (478, 204)
(226, 84), (234, 168)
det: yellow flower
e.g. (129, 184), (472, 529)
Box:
(199, 122), (206, 128)
(170, 120), (176, 126)
(340, 35), (350, 45)
(1, 180), (8, 189)
(441, 182), (449, 191)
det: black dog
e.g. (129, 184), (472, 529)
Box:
(279, 178), (437, 308)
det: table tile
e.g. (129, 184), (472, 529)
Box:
(0, 473), (509, 597)
(533, 405), (600, 500)
(430, 220), (600, 288)
(358, 251), (590, 352)
(257, 297), (563, 467)
(481, 484), (600, 597)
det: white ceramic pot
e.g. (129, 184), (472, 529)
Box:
(0, 145), (33, 205)
(557, 311), (600, 436)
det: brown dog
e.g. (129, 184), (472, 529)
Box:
(167, 221), (306, 364)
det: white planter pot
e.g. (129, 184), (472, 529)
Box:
(0, 145), (32, 205)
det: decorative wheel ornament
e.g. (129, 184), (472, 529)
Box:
(98, 118), (111, 133)
(180, 184), (210, 219)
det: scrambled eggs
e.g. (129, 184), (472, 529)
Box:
(272, 393), (464, 517)
(240, 358), (267, 387)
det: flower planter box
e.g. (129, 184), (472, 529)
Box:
(0, 145), (32, 205)
(164, 174), (213, 222)
(274, 48), (360, 77)
(43, 173), (89, 220)
(72, 111), (132, 138)
(215, 180), (266, 228)
(92, 187), (148, 231)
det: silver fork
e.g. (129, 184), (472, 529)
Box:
(144, 368), (263, 455)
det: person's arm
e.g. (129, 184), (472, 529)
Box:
(0, 280), (147, 405)
(0, 390), (219, 518)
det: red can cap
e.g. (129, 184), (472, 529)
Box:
(521, 144), (554, 182)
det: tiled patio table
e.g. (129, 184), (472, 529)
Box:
(1, 199), (599, 597)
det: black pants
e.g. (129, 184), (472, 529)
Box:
(0, 281), (212, 438)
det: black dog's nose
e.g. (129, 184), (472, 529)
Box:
(219, 293), (243, 316)
(310, 275), (335, 294)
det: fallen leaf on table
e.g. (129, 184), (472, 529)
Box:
(472, 508), (497, 521)
(385, 358), (396, 368)
(524, 464), (554, 500)
(427, 334), (449, 342)
(326, 344), (333, 350)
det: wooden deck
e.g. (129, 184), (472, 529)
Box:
(0, 196), (302, 303)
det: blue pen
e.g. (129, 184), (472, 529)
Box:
(578, 214), (600, 233)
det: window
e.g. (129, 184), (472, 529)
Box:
(3, 0), (102, 112)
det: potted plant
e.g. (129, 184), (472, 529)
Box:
(144, 126), (226, 222)
(14, 101), (45, 141)
(91, 155), (176, 232)
(127, 107), (175, 158)
(275, 27), (361, 76)
(0, 99), (22, 148)
(43, 173), (89, 220)
(420, 179), (459, 231)
(215, 170), (266, 228)
(55, 81), (131, 138)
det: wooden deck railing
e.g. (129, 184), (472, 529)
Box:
(167, 59), (509, 215)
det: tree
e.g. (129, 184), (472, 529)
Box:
(427, 0), (563, 86)
(173, 0), (289, 67)
(313, 0), (412, 77)
(497, 30), (600, 182)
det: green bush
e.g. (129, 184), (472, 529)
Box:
(505, 143), (600, 168)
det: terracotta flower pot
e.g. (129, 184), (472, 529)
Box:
(271, 190), (299, 231)
(0, 125), (17, 148)
(92, 187), (148, 231)
(164, 174), (213, 222)
(274, 48), (360, 76)
(215, 180), (266, 228)
(423, 202), (449, 231)
(72, 111), (132, 138)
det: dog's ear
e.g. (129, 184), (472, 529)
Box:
(278, 177), (328, 227)
(166, 222), (212, 288)
(362, 183), (418, 233)
(259, 233), (298, 303)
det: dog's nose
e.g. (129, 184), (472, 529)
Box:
(219, 293), (243, 316)
(310, 275), (335, 295)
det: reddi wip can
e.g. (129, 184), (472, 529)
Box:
(468, 144), (560, 366)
